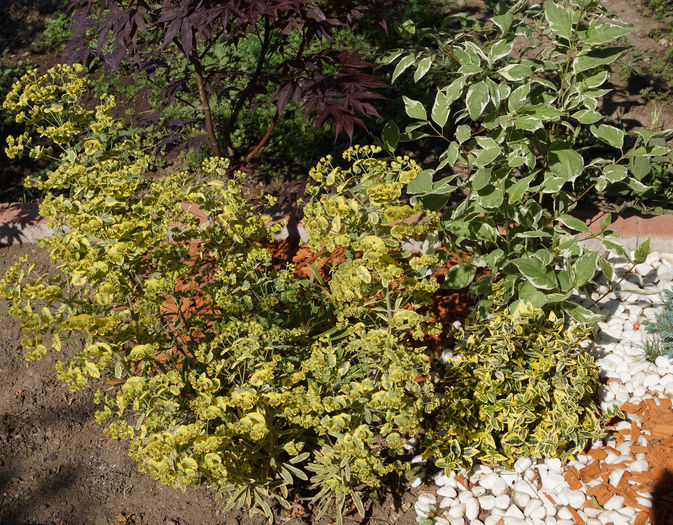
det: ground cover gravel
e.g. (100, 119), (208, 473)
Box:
(413, 252), (673, 525)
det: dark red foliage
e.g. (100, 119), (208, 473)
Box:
(66, 0), (399, 158)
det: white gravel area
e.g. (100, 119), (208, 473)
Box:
(413, 251), (673, 525)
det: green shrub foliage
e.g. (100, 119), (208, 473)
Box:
(425, 282), (617, 471)
(1, 64), (442, 523)
(2, 64), (613, 521)
(384, 0), (670, 320)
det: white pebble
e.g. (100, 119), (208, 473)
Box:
(514, 457), (533, 473)
(604, 494), (625, 511)
(438, 485), (457, 499)
(479, 494), (496, 510)
(505, 505), (525, 519)
(557, 507), (573, 520)
(411, 477), (421, 488)
(491, 476), (509, 496)
(458, 491), (473, 503)
(631, 459), (649, 472)
(479, 473), (497, 490)
(447, 502), (466, 519)
(541, 472), (566, 491)
(494, 494), (511, 509)
(439, 497), (455, 509)
(512, 490), (530, 509)
(465, 497), (479, 521)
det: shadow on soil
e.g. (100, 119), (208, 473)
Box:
(0, 396), (94, 524)
(652, 469), (673, 525)
(0, 0), (64, 53)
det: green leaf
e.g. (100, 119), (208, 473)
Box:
(585, 22), (632, 45)
(545, 1), (573, 41)
(591, 124), (624, 149)
(414, 57), (433, 82)
(407, 170), (434, 194)
(573, 47), (628, 74)
(634, 238), (650, 265)
(511, 258), (557, 290)
(489, 40), (514, 64)
(492, 12), (514, 34)
(573, 252), (599, 287)
(456, 124), (472, 144)
(392, 55), (414, 82)
(466, 81), (490, 120)
(603, 164), (628, 182)
(498, 64), (533, 81)
(381, 121), (399, 152)
(507, 174), (535, 203)
(599, 257), (614, 282)
(431, 91), (450, 127)
(562, 301), (604, 323)
(508, 84), (531, 111)
(602, 239), (630, 259)
(476, 184), (504, 209)
(472, 168), (491, 190)
(557, 213), (590, 233)
(518, 281), (548, 308)
(514, 116), (543, 131)
(474, 146), (501, 166)
(403, 96), (427, 121)
(443, 263), (477, 289)
(572, 110), (603, 124)
(445, 77), (467, 104)
(548, 142), (584, 183)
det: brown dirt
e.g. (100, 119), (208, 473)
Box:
(0, 242), (448, 525)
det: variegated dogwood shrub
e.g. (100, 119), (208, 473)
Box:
(384, 0), (671, 320)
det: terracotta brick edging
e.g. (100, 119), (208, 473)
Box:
(3, 202), (673, 252)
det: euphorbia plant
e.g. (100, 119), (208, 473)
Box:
(1, 65), (446, 524)
(385, 0), (672, 320)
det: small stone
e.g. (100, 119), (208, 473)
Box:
(545, 458), (562, 472)
(491, 476), (508, 496)
(439, 497), (455, 509)
(438, 486), (457, 499)
(524, 499), (545, 519)
(557, 507), (573, 520)
(631, 459), (648, 472)
(479, 495), (496, 511)
(541, 472), (566, 491)
(465, 497), (479, 521)
(494, 494), (510, 509)
(458, 490), (473, 503)
(564, 488), (586, 508)
(411, 477), (421, 488)
(604, 494), (625, 510)
(471, 485), (486, 497)
(644, 373), (660, 388)
(505, 505), (525, 519)
(656, 355), (671, 368)
(514, 457), (533, 473)
(447, 502), (466, 519)
(434, 472), (451, 486)
(484, 516), (501, 525)
(434, 518), (451, 525)
(609, 469), (624, 487)
(512, 490), (530, 509)
(479, 473), (497, 490)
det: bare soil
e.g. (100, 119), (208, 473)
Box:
(0, 242), (432, 525)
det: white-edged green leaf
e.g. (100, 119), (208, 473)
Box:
(414, 56), (433, 82)
(476, 184), (504, 209)
(563, 301), (604, 323)
(392, 55), (414, 82)
(509, 83), (531, 111)
(466, 81), (490, 120)
(498, 63), (533, 81)
(573, 252), (599, 287)
(456, 124), (472, 144)
(591, 124), (625, 150)
(548, 142), (584, 182)
(407, 169), (434, 194)
(511, 257), (557, 290)
(445, 76), (467, 104)
(518, 281), (548, 308)
(488, 40), (514, 64)
(507, 174), (535, 203)
(599, 256), (614, 282)
(431, 91), (450, 127)
(403, 96), (427, 121)
(557, 213), (590, 233)
(585, 22), (632, 45)
(572, 109), (603, 124)
(573, 47), (628, 74)
(603, 164), (628, 182)
(443, 263), (477, 289)
(492, 12), (514, 34)
(514, 115), (543, 131)
(545, 0), (573, 41)
(472, 168), (491, 190)
(634, 237), (650, 265)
